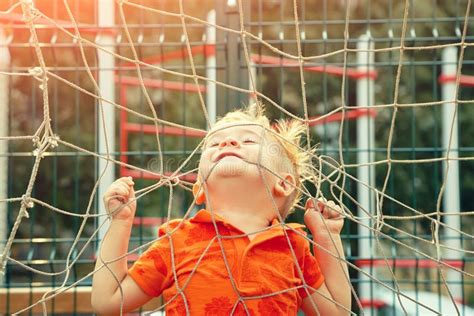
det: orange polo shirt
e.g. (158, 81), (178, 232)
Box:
(129, 209), (324, 315)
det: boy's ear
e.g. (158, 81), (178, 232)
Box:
(273, 173), (296, 197)
(192, 181), (206, 205)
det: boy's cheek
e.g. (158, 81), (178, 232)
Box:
(198, 162), (210, 179)
(198, 154), (211, 171)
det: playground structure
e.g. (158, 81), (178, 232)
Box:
(0, 0), (473, 314)
(114, 16), (473, 314)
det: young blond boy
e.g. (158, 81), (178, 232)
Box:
(91, 104), (351, 315)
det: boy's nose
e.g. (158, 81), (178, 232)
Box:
(219, 137), (240, 148)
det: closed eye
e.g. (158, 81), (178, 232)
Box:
(243, 138), (257, 144)
(204, 140), (220, 148)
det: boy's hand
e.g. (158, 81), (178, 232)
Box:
(304, 198), (344, 236)
(103, 177), (136, 221)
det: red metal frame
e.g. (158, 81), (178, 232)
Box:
(251, 54), (378, 80)
(120, 45), (215, 68)
(438, 74), (474, 87)
(308, 109), (377, 126)
(116, 76), (206, 182)
(119, 43), (377, 80)
(116, 76), (206, 93)
(124, 122), (206, 138)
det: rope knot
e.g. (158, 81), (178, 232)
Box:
(167, 176), (180, 187)
(21, 0), (40, 23)
(32, 148), (45, 158)
(31, 135), (40, 146)
(48, 134), (60, 148)
(20, 195), (33, 218)
(28, 67), (46, 82)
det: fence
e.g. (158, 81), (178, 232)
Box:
(0, 0), (473, 315)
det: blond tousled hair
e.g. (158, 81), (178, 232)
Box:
(210, 102), (313, 216)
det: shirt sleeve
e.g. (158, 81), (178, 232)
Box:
(128, 226), (171, 297)
(297, 238), (325, 299)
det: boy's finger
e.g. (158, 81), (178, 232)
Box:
(112, 185), (129, 196)
(117, 180), (130, 188)
(327, 202), (344, 219)
(304, 204), (327, 233)
(103, 196), (125, 214)
(105, 189), (129, 204)
(305, 198), (326, 214)
(111, 195), (126, 204)
(106, 192), (126, 203)
(128, 186), (136, 200)
(306, 198), (344, 219)
(114, 182), (131, 194)
(324, 201), (337, 218)
(305, 198), (323, 210)
(124, 176), (134, 186)
(317, 202), (329, 218)
(305, 199), (329, 224)
(114, 177), (134, 187)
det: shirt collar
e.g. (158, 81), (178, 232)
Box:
(190, 208), (305, 232)
(190, 209), (227, 224)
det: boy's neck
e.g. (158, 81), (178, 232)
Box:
(205, 179), (280, 237)
(213, 207), (271, 239)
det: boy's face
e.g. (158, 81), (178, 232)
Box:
(198, 121), (286, 183)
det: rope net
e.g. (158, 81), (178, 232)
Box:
(0, 0), (473, 314)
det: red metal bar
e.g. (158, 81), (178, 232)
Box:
(0, 13), (116, 35)
(355, 258), (464, 269)
(204, 44), (216, 58)
(122, 168), (197, 182)
(438, 74), (474, 87)
(124, 122), (206, 138)
(308, 109), (377, 126)
(251, 54), (378, 80)
(115, 76), (206, 93)
(120, 45), (215, 68)
(360, 299), (387, 309)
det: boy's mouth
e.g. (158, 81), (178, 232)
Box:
(214, 151), (243, 162)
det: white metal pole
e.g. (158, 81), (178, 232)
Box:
(356, 34), (375, 314)
(441, 46), (462, 301)
(206, 10), (216, 126)
(248, 61), (257, 105)
(0, 27), (11, 284)
(97, 0), (116, 242)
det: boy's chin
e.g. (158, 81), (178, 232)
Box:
(202, 163), (261, 181)
(207, 165), (247, 179)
